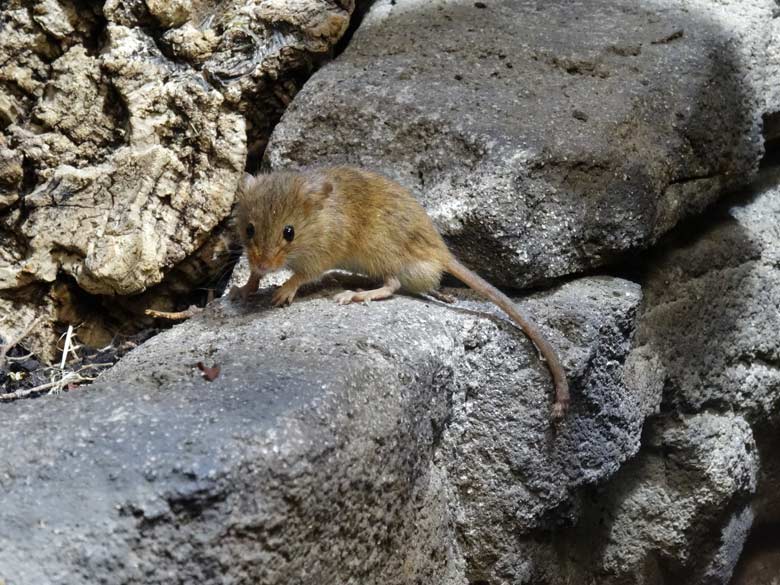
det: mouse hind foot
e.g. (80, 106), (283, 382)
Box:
(334, 277), (401, 305)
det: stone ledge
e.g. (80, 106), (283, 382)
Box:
(0, 275), (643, 584)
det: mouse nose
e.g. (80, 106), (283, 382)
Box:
(247, 250), (267, 273)
(255, 255), (273, 273)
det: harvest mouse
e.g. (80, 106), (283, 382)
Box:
(231, 166), (569, 419)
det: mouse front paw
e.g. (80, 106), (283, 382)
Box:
(228, 284), (251, 302)
(272, 284), (297, 307)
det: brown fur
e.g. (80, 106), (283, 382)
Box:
(233, 166), (569, 419)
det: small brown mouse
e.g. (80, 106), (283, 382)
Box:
(231, 166), (569, 419)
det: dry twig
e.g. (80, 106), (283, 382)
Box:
(0, 373), (87, 401)
(145, 305), (204, 321)
(59, 324), (74, 369)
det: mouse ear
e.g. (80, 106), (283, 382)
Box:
(302, 174), (333, 211)
(304, 174), (333, 197)
(239, 173), (258, 194)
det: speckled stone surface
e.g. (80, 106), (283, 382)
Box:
(0, 275), (644, 584)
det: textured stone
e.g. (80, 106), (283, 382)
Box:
(0, 275), (643, 583)
(0, 0), (355, 358)
(608, 162), (780, 585)
(437, 276), (650, 573)
(629, 165), (780, 422)
(267, 0), (776, 288)
(7, 29), (244, 296)
(179, 0), (355, 157)
(434, 410), (759, 585)
(2, 0), (779, 582)
(598, 413), (757, 583)
(551, 412), (758, 585)
(0, 3), (60, 124)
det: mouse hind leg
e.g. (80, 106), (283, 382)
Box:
(333, 260), (444, 305)
(334, 276), (401, 305)
(398, 260), (445, 296)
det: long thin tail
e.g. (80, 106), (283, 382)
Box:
(446, 258), (569, 419)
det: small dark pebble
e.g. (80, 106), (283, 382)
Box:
(573, 109), (589, 122)
(454, 74), (463, 81)
(474, 1), (487, 7)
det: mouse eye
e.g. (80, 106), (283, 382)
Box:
(245, 223), (255, 239)
(283, 225), (295, 242)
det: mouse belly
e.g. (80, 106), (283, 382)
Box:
(333, 256), (443, 294)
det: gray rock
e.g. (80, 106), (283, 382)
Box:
(0, 275), (644, 584)
(629, 165), (780, 422)
(702, 506), (755, 585)
(266, 0), (776, 288)
(614, 163), (780, 584)
(436, 276), (651, 575)
(436, 410), (758, 585)
(562, 412), (758, 585)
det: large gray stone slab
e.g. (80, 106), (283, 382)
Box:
(0, 275), (644, 584)
(267, 0), (777, 288)
(570, 412), (758, 585)
(451, 410), (758, 585)
(613, 161), (780, 585)
(629, 164), (780, 422)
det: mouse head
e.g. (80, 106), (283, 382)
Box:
(235, 171), (332, 274)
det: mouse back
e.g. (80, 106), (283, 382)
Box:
(321, 167), (453, 281)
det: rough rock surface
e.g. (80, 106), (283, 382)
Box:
(2, 1), (780, 583)
(620, 161), (780, 584)
(570, 412), (758, 585)
(434, 403), (758, 585)
(435, 279), (655, 579)
(267, 0), (777, 288)
(0, 0), (354, 359)
(0, 275), (644, 584)
(629, 164), (780, 423)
